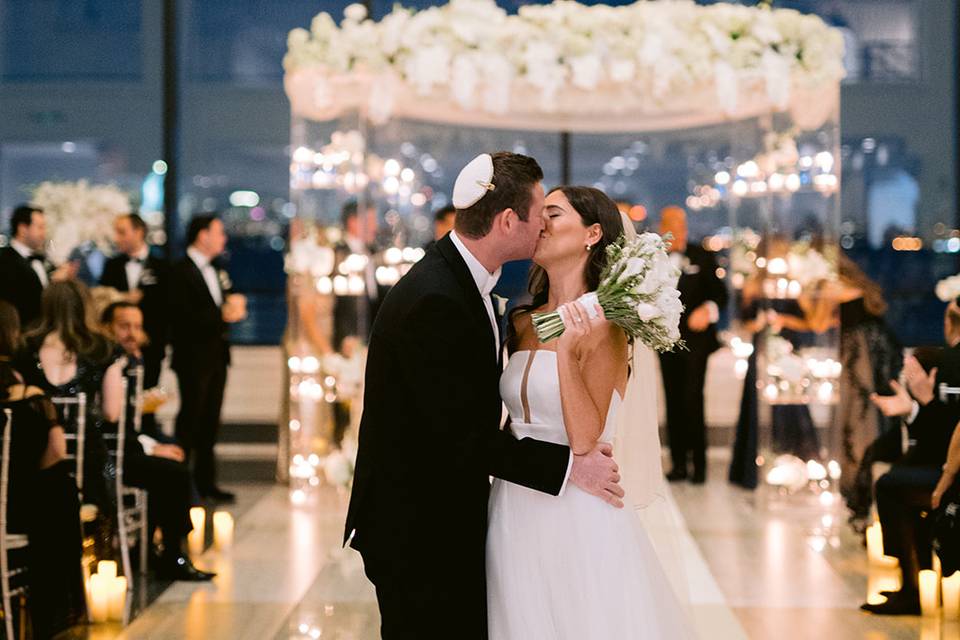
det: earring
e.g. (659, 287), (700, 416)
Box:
(585, 243), (592, 252)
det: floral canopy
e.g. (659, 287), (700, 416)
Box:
(283, 0), (845, 133)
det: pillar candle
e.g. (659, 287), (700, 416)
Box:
(866, 523), (899, 567)
(189, 506), (206, 555)
(97, 560), (117, 579)
(88, 574), (109, 623)
(944, 572), (960, 618)
(213, 511), (234, 550)
(921, 569), (941, 616)
(107, 576), (128, 621)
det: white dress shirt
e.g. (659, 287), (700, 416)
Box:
(346, 235), (379, 301)
(449, 231), (573, 494)
(125, 245), (150, 291)
(11, 239), (49, 288)
(187, 246), (223, 306)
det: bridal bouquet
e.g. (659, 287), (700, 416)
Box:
(532, 233), (684, 352)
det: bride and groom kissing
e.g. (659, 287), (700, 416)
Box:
(344, 152), (694, 639)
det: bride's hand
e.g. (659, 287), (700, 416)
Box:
(557, 301), (606, 353)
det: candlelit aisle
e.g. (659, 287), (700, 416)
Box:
(59, 452), (948, 640)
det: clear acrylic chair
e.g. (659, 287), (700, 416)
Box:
(1, 408), (29, 640)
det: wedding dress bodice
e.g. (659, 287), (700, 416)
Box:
(500, 350), (621, 447)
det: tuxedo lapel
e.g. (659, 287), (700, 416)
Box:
(435, 235), (497, 366)
(185, 258), (219, 308)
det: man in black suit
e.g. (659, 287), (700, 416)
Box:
(102, 301), (214, 581)
(168, 214), (246, 504)
(864, 313), (960, 615)
(424, 204), (457, 252)
(344, 152), (623, 639)
(658, 205), (729, 484)
(100, 213), (169, 388)
(0, 204), (63, 328)
(332, 200), (383, 353)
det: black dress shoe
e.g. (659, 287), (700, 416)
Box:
(201, 487), (236, 504)
(860, 590), (921, 616)
(690, 470), (706, 485)
(156, 555), (217, 582)
(666, 469), (688, 482)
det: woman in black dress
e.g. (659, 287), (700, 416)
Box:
(0, 300), (85, 638)
(14, 281), (125, 561)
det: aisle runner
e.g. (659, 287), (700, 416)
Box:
(660, 486), (749, 639)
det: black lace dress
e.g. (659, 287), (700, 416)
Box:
(1, 390), (85, 639)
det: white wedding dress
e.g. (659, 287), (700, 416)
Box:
(487, 348), (695, 639)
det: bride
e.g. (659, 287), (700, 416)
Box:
(487, 185), (696, 639)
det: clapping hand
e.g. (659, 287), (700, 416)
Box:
(570, 442), (625, 508)
(932, 471), (956, 510)
(557, 301), (606, 352)
(903, 356), (936, 405)
(687, 304), (712, 333)
(870, 380), (914, 418)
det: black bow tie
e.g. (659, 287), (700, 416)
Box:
(128, 256), (144, 264)
(28, 253), (45, 263)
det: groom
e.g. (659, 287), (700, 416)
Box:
(344, 152), (624, 639)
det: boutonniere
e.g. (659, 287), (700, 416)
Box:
(682, 262), (700, 275)
(218, 269), (233, 291)
(139, 268), (158, 286)
(492, 294), (509, 317)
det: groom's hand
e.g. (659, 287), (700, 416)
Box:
(570, 443), (624, 508)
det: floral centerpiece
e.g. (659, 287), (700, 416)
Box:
(284, 0), (844, 123)
(30, 180), (131, 264)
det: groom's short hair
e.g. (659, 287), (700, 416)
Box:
(455, 152), (543, 239)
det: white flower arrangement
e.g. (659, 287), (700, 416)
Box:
(786, 242), (835, 288)
(936, 274), (960, 303)
(532, 232), (684, 352)
(284, 0), (844, 119)
(30, 180), (131, 264)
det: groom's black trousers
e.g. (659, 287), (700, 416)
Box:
(660, 347), (710, 475)
(357, 533), (487, 639)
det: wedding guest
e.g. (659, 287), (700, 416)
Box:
(0, 205), (75, 329)
(100, 213), (170, 388)
(0, 300), (85, 639)
(804, 254), (902, 511)
(658, 205), (728, 483)
(425, 204), (456, 251)
(101, 301), (214, 581)
(728, 238), (821, 490)
(333, 200), (382, 351)
(169, 214), (246, 504)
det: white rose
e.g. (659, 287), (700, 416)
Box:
(636, 303), (663, 322)
(344, 3), (367, 23)
(618, 257), (646, 283)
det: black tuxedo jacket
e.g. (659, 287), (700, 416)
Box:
(167, 256), (231, 372)
(0, 246), (52, 328)
(344, 235), (570, 560)
(676, 245), (729, 354)
(100, 251), (170, 351)
(904, 343), (960, 467)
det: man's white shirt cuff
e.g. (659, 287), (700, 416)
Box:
(138, 434), (159, 456)
(906, 400), (920, 425)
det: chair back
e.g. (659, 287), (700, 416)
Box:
(51, 393), (87, 492)
(0, 409), (11, 538)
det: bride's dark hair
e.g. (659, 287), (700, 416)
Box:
(508, 186), (627, 350)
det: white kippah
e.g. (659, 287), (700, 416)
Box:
(452, 154), (496, 209)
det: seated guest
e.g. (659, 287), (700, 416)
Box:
(861, 301), (960, 614)
(0, 301), (85, 638)
(101, 301), (214, 581)
(14, 280), (124, 559)
(100, 213), (170, 388)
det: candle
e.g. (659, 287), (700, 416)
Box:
(189, 506), (206, 555)
(213, 511), (234, 550)
(866, 569), (901, 605)
(921, 569), (941, 616)
(107, 576), (127, 621)
(97, 560), (117, 580)
(944, 572), (960, 618)
(866, 523), (899, 567)
(88, 574), (109, 623)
